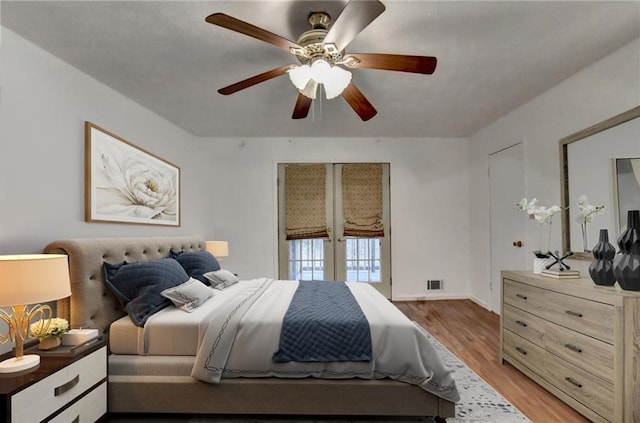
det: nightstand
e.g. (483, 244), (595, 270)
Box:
(0, 338), (107, 422)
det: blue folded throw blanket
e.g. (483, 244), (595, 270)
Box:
(272, 281), (372, 362)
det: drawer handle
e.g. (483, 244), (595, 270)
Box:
(565, 310), (583, 318)
(564, 343), (583, 353)
(515, 320), (528, 327)
(515, 347), (527, 355)
(71, 416), (80, 423)
(565, 376), (583, 388)
(54, 374), (80, 396)
(515, 294), (528, 300)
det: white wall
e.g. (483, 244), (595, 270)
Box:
(193, 136), (470, 300)
(0, 28), (213, 254)
(468, 38), (640, 305)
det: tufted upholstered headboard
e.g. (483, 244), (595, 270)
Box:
(43, 236), (205, 334)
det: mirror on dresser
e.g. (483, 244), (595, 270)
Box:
(560, 105), (640, 259)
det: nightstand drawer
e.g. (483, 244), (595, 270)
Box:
(49, 381), (106, 423)
(503, 279), (546, 316)
(503, 304), (545, 348)
(544, 320), (614, 384)
(11, 346), (107, 422)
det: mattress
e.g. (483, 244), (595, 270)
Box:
(109, 281), (248, 355)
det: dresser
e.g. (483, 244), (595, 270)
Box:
(500, 271), (640, 423)
(0, 339), (107, 422)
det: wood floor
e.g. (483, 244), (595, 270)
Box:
(394, 299), (590, 423)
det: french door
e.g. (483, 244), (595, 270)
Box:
(277, 163), (391, 298)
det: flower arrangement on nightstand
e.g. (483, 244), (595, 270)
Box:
(29, 317), (69, 350)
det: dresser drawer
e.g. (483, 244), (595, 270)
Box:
(541, 291), (615, 343)
(503, 329), (546, 374)
(11, 346), (107, 422)
(544, 352), (614, 420)
(503, 304), (545, 348)
(503, 279), (546, 316)
(544, 320), (614, 384)
(49, 381), (106, 423)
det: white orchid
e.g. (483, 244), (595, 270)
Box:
(575, 195), (605, 224)
(517, 198), (561, 224)
(517, 197), (561, 258)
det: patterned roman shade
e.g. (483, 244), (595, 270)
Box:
(285, 164), (330, 240)
(342, 164), (384, 237)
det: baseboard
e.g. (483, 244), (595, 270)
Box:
(393, 293), (469, 301)
(468, 295), (490, 311)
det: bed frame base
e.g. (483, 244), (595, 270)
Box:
(109, 375), (455, 418)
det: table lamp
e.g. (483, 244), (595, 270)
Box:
(0, 254), (71, 373)
(205, 241), (229, 261)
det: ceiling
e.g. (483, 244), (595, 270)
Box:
(2, 1), (639, 138)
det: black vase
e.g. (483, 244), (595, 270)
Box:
(613, 210), (640, 291)
(589, 229), (616, 286)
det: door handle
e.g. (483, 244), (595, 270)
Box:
(512, 240), (523, 248)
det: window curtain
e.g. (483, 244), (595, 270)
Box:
(285, 164), (330, 240)
(342, 164), (384, 237)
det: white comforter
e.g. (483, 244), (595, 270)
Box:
(191, 278), (460, 403)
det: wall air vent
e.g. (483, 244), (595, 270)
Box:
(426, 280), (443, 291)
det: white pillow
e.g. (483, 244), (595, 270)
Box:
(161, 277), (214, 312)
(203, 269), (239, 290)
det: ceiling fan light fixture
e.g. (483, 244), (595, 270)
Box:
(319, 63), (352, 99)
(300, 79), (318, 99)
(288, 64), (313, 90)
(288, 59), (352, 100)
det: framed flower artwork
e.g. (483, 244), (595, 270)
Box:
(85, 122), (180, 226)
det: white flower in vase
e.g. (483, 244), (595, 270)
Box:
(517, 198), (561, 258)
(575, 195), (605, 252)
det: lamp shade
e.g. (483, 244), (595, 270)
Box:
(205, 241), (229, 258)
(288, 59), (352, 100)
(0, 254), (71, 307)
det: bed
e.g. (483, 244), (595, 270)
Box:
(43, 236), (457, 419)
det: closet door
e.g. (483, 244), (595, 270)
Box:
(278, 163), (391, 298)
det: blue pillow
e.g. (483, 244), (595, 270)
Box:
(170, 250), (220, 284)
(104, 257), (189, 327)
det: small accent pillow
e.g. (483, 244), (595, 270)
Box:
(170, 250), (221, 284)
(203, 269), (239, 290)
(161, 277), (214, 312)
(103, 257), (189, 327)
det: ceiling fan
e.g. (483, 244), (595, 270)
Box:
(205, 0), (437, 121)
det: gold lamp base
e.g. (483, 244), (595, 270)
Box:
(0, 354), (40, 373)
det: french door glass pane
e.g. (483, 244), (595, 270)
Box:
(345, 238), (381, 283)
(289, 239), (325, 280)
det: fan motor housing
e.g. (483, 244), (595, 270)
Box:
(292, 12), (343, 65)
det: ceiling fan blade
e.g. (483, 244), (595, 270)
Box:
(344, 53), (437, 74)
(292, 93), (313, 119)
(323, 0), (386, 51)
(206, 13), (301, 52)
(341, 83), (377, 121)
(218, 65), (294, 95)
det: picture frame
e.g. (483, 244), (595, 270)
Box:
(85, 122), (180, 226)
(614, 157), (640, 233)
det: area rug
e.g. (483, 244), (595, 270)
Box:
(419, 327), (530, 423)
(109, 328), (530, 423)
